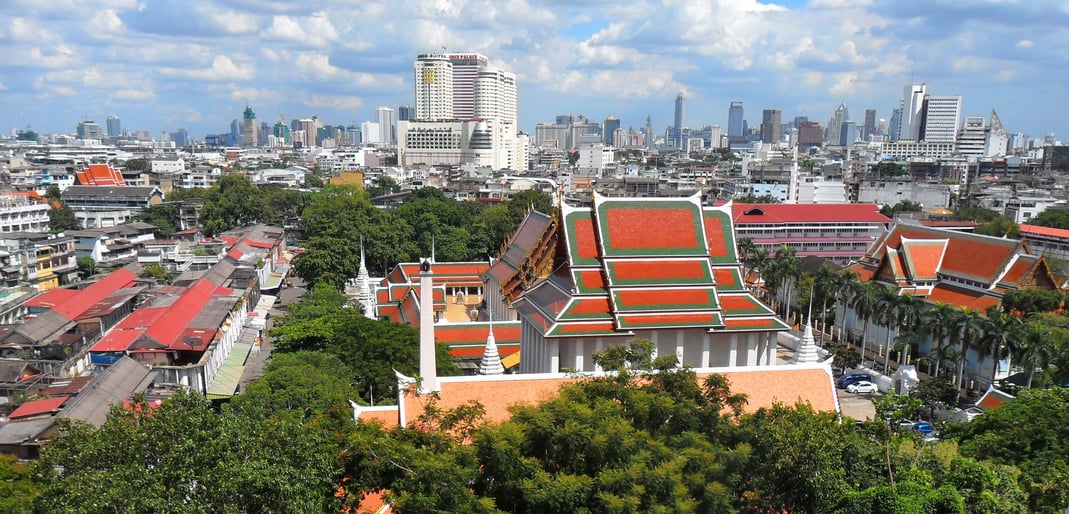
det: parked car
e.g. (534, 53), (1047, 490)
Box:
(847, 380), (879, 394)
(840, 373), (873, 389)
(914, 422), (938, 441)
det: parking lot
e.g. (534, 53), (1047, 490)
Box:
(837, 386), (878, 421)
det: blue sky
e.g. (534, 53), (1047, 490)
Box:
(1, 0), (1067, 141)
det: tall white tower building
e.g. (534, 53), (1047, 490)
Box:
(474, 66), (517, 124)
(922, 95), (962, 143)
(898, 84), (928, 141)
(376, 107), (396, 145)
(414, 54), (454, 120)
(448, 53), (489, 120)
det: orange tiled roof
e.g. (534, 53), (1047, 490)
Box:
(75, 163), (126, 186)
(362, 366), (837, 429)
(925, 284), (1000, 312)
(899, 238), (947, 281)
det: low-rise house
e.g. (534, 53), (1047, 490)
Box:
(61, 185), (164, 229)
(0, 232), (79, 291)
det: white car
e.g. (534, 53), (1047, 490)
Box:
(847, 380), (879, 394)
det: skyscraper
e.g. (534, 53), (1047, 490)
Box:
(898, 84), (928, 141)
(449, 53), (489, 120)
(413, 54), (454, 120)
(826, 103), (848, 146)
(241, 105), (258, 147)
(728, 101), (744, 138)
(76, 120), (103, 140)
(106, 116), (121, 138)
(760, 109), (782, 144)
(397, 105), (415, 122)
(921, 95), (962, 143)
(474, 66), (517, 124)
(377, 106), (396, 145)
(672, 92), (685, 148)
(863, 109), (876, 141)
(603, 116), (620, 145)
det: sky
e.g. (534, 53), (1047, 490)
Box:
(1, 0), (1068, 141)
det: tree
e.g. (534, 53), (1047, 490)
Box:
(35, 390), (343, 513)
(1028, 208), (1069, 230)
(199, 174), (269, 235)
(884, 292), (925, 371)
(271, 284), (460, 404)
(0, 454), (40, 513)
(1000, 288), (1063, 315)
(952, 307), (989, 393)
(923, 302), (960, 378)
(122, 157), (151, 171)
(135, 203), (178, 236)
(851, 282), (882, 368)
(76, 257), (96, 279)
(1016, 321), (1055, 388)
(979, 308), (1023, 386)
(831, 344), (862, 374)
(911, 375), (958, 419)
(951, 387), (1069, 511)
(47, 201), (79, 232)
(879, 200), (923, 219)
(871, 161), (908, 178)
(138, 263), (172, 283)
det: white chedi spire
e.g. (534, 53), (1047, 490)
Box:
(790, 322), (822, 365)
(479, 313), (504, 375)
(357, 238), (376, 318)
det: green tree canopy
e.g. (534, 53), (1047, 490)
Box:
(35, 390), (342, 513)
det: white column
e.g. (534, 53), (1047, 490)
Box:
(575, 339), (585, 371)
(550, 339), (560, 373)
(765, 333), (775, 365)
(650, 331), (659, 360)
(675, 331), (685, 368)
(729, 334), (739, 368)
(746, 334), (757, 366)
(594, 338), (604, 373)
(701, 333), (711, 368)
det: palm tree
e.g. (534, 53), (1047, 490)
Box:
(812, 264), (841, 342)
(953, 307), (990, 393)
(1018, 322), (1055, 388)
(851, 282), (881, 368)
(980, 309), (1024, 387)
(922, 302), (958, 378)
(837, 271), (860, 337)
(884, 293), (926, 371)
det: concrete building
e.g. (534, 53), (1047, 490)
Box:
(733, 203), (891, 265)
(61, 186), (164, 229)
(376, 107), (395, 145)
(728, 101), (744, 138)
(0, 194), (50, 233)
(922, 95), (963, 143)
(414, 54), (455, 120)
(761, 109), (782, 144)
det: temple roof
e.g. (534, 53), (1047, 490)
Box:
(513, 194), (787, 337)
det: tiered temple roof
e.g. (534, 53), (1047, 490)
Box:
(511, 193), (787, 338)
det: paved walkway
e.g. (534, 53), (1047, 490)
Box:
(237, 279), (306, 393)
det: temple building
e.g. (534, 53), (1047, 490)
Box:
(487, 192), (789, 374)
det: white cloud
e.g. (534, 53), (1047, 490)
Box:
(89, 9), (124, 34)
(262, 12), (338, 47)
(0, 81), (7, 91)
(304, 94), (364, 110)
(112, 87), (155, 101)
(160, 55), (254, 82)
(1016, 39), (1034, 48)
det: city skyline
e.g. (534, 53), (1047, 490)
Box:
(2, 0), (1067, 140)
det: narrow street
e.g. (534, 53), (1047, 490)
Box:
(237, 279), (306, 393)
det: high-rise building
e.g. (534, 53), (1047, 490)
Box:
(826, 103), (848, 146)
(297, 118), (317, 148)
(888, 108), (902, 142)
(760, 109), (782, 144)
(898, 84), (927, 141)
(413, 54), (454, 120)
(106, 116), (121, 138)
(362, 121), (381, 144)
(556, 114), (575, 126)
(987, 110), (1009, 157)
(397, 105), (415, 122)
(603, 116), (620, 146)
(273, 122), (291, 145)
(728, 101), (744, 137)
(76, 120), (103, 140)
(448, 53), (489, 120)
(863, 109), (877, 141)
(921, 95), (962, 143)
(672, 92), (685, 148)
(241, 105), (258, 147)
(377, 107), (396, 145)
(171, 128), (189, 147)
(797, 121), (824, 148)
(474, 66), (517, 124)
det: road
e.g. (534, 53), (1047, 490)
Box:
(237, 279), (307, 393)
(836, 384), (879, 421)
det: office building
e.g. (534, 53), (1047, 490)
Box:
(671, 92), (685, 148)
(106, 116), (121, 138)
(826, 103), (848, 146)
(863, 109), (876, 141)
(76, 121), (103, 140)
(241, 105), (258, 147)
(760, 109), (782, 144)
(361, 121), (381, 144)
(602, 116), (620, 145)
(898, 84), (928, 141)
(797, 121), (824, 148)
(922, 95), (962, 143)
(413, 54), (454, 120)
(377, 107), (396, 145)
(449, 53), (489, 120)
(728, 101), (744, 137)
(397, 105), (415, 122)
